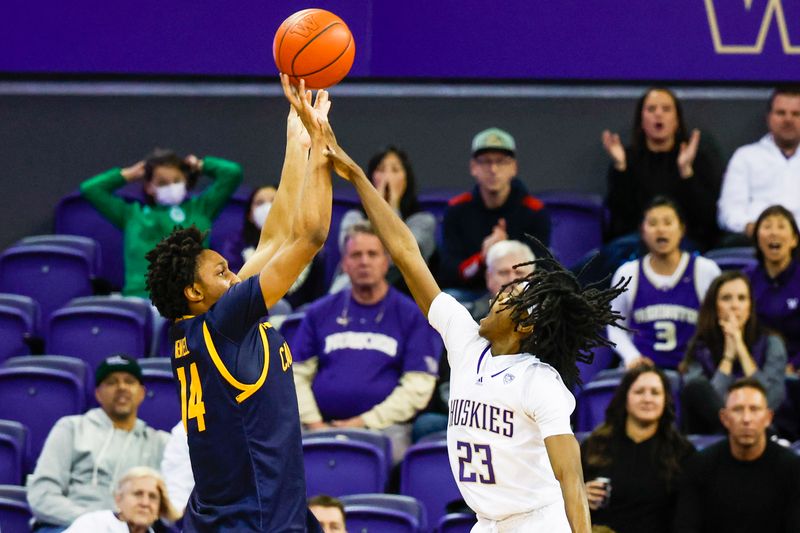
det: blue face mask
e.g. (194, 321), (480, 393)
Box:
(154, 182), (187, 206)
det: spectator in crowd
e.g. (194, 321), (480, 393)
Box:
(222, 184), (326, 309)
(330, 146), (436, 294)
(717, 87), (800, 244)
(27, 355), (169, 532)
(582, 365), (694, 533)
(680, 271), (787, 434)
(63, 466), (179, 533)
(608, 197), (720, 369)
(604, 87), (721, 251)
(468, 239), (536, 320)
(308, 495), (348, 533)
(439, 127), (550, 297)
(291, 222), (442, 462)
(746, 205), (800, 373)
(80, 149), (242, 296)
(159, 422), (193, 517)
(673, 378), (800, 532)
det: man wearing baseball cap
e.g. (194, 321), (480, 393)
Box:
(439, 127), (551, 297)
(27, 355), (169, 532)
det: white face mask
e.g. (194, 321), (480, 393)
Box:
(252, 202), (272, 229)
(154, 182), (187, 206)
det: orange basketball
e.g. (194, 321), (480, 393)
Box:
(273, 9), (355, 89)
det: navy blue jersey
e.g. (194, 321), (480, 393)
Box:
(170, 275), (318, 532)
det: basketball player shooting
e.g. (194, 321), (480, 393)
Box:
(144, 75), (333, 532)
(323, 140), (627, 532)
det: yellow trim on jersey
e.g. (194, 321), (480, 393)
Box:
(202, 321), (270, 403)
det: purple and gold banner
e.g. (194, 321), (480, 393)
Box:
(2, 0), (798, 81)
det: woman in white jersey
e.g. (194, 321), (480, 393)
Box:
(323, 140), (626, 533)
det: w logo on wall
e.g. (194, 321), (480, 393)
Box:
(705, 0), (800, 54)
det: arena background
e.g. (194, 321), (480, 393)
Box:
(1, 0), (797, 249)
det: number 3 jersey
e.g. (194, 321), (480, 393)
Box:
(611, 252), (719, 369)
(169, 275), (313, 532)
(428, 293), (576, 521)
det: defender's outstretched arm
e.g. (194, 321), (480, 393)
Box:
(327, 146), (441, 316)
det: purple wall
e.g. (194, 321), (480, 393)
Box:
(3, 0), (799, 81)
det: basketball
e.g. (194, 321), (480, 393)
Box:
(273, 9), (355, 89)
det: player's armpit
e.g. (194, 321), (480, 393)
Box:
(258, 238), (322, 309)
(545, 434), (591, 533)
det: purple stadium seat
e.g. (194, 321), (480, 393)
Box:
(536, 191), (606, 267)
(344, 506), (420, 533)
(400, 441), (461, 528)
(341, 494), (427, 533)
(0, 420), (28, 485)
(304, 428), (392, 476)
(67, 296), (154, 353)
(0, 244), (95, 323)
(302, 437), (387, 497)
(19, 235), (102, 280)
(208, 185), (252, 254)
(0, 366), (85, 461)
(3, 355), (92, 409)
(687, 434), (726, 451)
(137, 369), (179, 432)
(138, 357), (172, 373)
(577, 345), (617, 388)
(0, 485), (31, 533)
(705, 247), (758, 272)
(47, 305), (149, 367)
(437, 512), (476, 533)
(575, 377), (621, 432)
(0, 294), (40, 364)
(55, 191), (126, 290)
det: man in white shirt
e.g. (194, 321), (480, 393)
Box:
(718, 87), (800, 242)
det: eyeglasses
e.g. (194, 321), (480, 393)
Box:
(474, 155), (514, 167)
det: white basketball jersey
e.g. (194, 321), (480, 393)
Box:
(428, 293), (576, 521)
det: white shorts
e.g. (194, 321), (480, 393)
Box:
(471, 502), (570, 533)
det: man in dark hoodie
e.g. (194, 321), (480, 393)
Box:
(439, 127), (550, 296)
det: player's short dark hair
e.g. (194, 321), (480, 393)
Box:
(768, 86), (800, 112)
(726, 377), (768, 403)
(307, 494), (345, 521)
(145, 226), (206, 320)
(494, 239), (628, 389)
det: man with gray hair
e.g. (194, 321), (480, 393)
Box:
(469, 239), (536, 320)
(291, 222), (443, 462)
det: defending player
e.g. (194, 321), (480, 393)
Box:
(144, 75), (332, 532)
(323, 142), (626, 533)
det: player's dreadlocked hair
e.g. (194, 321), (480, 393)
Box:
(145, 226), (207, 320)
(493, 238), (629, 390)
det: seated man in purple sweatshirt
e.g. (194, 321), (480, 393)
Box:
(291, 221), (443, 462)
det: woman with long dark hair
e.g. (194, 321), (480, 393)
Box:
(680, 271), (787, 434)
(329, 146), (436, 293)
(603, 87), (721, 250)
(582, 365), (693, 533)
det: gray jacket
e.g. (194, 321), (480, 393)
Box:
(26, 408), (169, 526)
